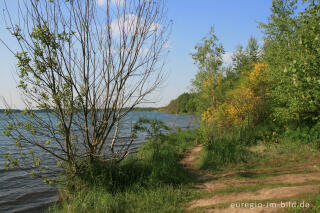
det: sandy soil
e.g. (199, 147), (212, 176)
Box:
(181, 145), (320, 213)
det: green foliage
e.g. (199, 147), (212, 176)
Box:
(191, 27), (225, 76)
(262, 0), (320, 124)
(233, 37), (260, 75)
(161, 93), (197, 114)
(15, 23), (74, 111)
(190, 27), (225, 111)
(190, 1), (320, 165)
(4, 16), (78, 177)
(282, 122), (320, 148)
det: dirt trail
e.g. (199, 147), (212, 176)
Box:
(182, 145), (320, 212)
(179, 145), (202, 171)
(195, 172), (320, 192)
(188, 185), (320, 209)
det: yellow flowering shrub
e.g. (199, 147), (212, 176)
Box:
(248, 63), (268, 93)
(200, 63), (270, 138)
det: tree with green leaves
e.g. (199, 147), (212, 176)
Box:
(191, 27), (225, 111)
(261, 0), (320, 125)
(162, 93), (197, 114)
(232, 36), (261, 75)
(1, 0), (170, 178)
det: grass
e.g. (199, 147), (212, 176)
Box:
(197, 137), (256, 171)
(248, 140), (320, 171)
(48, 128), (200, 213)
(187, 126), (320, 212)
(48, 123), (320, 212)
(197, 129), (320, 175)
(196, 122), (320, 175)
(212, 181), (320, 195)
(49, 185), (197, 213)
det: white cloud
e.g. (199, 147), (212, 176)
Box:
(163, 42), (172, 49)
(96, 0), (125, 6)
(111, 14), (160, 35)
(111, 14), (138, 35)
(222, 52), (233, 66)
(112, 0), (125, 6)
(96, 0), (107, 6)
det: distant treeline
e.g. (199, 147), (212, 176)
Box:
(130, 107), (159, 112)
(0, 109), (58, 113)
(158, 93), (197, 114)
(0, 107), (158, 114)
(0, 109), (22, 113)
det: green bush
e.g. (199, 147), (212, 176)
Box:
(282, 122), (320, 148)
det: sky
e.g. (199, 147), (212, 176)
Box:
(0, 0), (273, 109)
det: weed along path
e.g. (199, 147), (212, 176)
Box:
(181, 145), (320, 212)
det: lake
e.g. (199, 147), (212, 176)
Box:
(0, 111), (198, 213)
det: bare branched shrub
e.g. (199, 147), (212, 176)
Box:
(1, 0), (170, 176)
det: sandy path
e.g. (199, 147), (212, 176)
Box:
(179, 145), (202, 171)
(195, 172), (320, 192)
(188, 184), (320, 209)
(181, 145), (320, 212)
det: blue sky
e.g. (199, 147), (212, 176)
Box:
(0, 0), (273, 108)
(162, 0), (272, 106)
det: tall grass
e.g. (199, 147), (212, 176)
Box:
(198, 138), (254, 171)
(48, 129), (199, 212)
(49, 185), (194, 213)
(196, 123), (257, 171)
(197, 120), (320, 172)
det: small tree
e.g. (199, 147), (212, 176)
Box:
(191, 27), (225, 111)
(1, 0), (170, 176)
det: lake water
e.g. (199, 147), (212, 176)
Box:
(0, 111), (197, 213)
